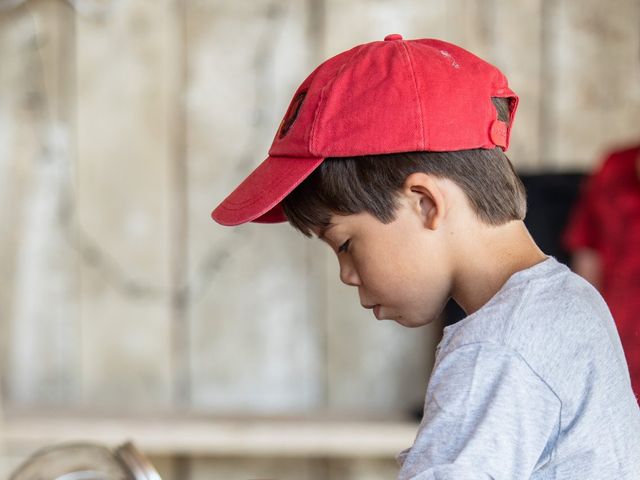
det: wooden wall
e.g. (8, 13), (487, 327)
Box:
(1, 0), (639, 478)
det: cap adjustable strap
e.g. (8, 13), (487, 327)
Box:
(489, 119), (509, 149)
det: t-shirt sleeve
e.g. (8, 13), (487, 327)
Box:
(397, 343), (561, 480)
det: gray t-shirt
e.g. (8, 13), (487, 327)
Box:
(397, 256), (640, 479)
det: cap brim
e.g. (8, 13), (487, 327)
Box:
(211, 155), (325, 226)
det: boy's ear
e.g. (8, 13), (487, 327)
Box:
(401, 172), (446, 230)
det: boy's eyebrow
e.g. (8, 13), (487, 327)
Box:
(317, 223), (336, 241)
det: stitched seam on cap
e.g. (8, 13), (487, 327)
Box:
(400, 41), (425, 150)
(310, 87), (327, 156)
(310, 45), (370, 155)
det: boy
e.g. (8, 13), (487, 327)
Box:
(211, 35), (640, 478)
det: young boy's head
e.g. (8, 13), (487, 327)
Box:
(212, 35), (532, 328)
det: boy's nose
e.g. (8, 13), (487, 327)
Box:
(339, 258), (361, 286)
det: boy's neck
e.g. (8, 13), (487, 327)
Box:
(450, 220), (548, 316)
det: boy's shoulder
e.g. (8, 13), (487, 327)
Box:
(439, 256), (612, 363)
(437, 256), (631, 405)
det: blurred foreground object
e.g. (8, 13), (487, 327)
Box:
(9, 440), (161, 480)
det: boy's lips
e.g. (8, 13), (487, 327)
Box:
(362, 303), (382, 318)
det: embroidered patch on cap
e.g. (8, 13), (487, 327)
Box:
(278, 91), (306, 139)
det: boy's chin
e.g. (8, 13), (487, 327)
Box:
(375, 303), (445, 327)
(388, 314), (433, 328)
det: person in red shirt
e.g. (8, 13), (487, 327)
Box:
(562, 145), (640, 402)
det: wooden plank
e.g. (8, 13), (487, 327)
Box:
(542, 0), (640, 170)
(186, 0), (324, 413)
(0, 0), (77, 471)
(0, 0), (80, 406)
(0, 0), (30, 405)
(2, 412), (417, 458)
(189, 458), (327, 480)
(74, 0), (178, 408)
(328, 457), (401, 480)
(323, 0), (484, 57)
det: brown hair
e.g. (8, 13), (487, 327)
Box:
(281, 98), (527, 237)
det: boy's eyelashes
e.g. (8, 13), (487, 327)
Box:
(338, 239), (350, 254)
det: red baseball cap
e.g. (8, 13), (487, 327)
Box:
(212, 34), (518, 226)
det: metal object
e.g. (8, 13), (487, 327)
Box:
(114, 442), (161, 480)
(9, 440), (162, 480)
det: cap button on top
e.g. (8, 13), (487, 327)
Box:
(384, 33), (403, 41)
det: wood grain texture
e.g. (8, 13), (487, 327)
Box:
(541, 0), (640, 170)
(2, 0), (640, 478)
(185, 0), (324, 413)
(75, 0), (177, 408)
(0, 0), (80, 407)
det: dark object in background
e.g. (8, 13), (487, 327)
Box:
(521, 173), (587, 267)
(409, 172), (587, 422)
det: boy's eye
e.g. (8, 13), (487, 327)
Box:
(338, 240), (350, 253)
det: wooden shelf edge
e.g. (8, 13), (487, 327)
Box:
(1, 414), (418, 458)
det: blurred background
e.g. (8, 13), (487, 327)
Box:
(0, 0), (639, 478)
